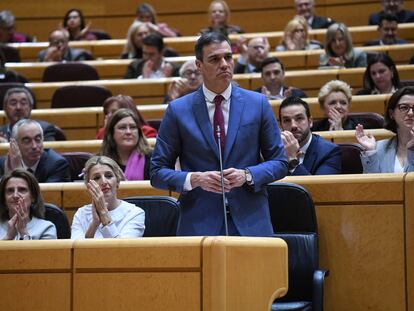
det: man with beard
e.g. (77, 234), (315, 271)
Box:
(369, 0), (414, 25)
(364, 13), (408, 46)
(279, 96), (341, 175)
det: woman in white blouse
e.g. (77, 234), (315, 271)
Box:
(71, 155), (145, 239)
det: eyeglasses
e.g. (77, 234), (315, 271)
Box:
(50, 39), (66, 46)
(182, 70), (201, 79)
(397, 104), (414, 114)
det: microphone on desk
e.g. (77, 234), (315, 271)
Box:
(216, 125), (229, 236)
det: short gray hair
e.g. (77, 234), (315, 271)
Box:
(0, 11), (15, 29)
(318, 80), (352, 107)
(11, 119), (43, 140)
(3, 87), (35, 108)
(179, 59), (197, 77)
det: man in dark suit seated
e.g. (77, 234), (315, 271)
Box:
(369, 0), (414, 25)
(233, 36), (269, 73)
(124, 33), (180, 79)
(279, 96), (341, 175)
(0, 87), (58, 143)
(294, 0), (335, 29)
(38, 29), (92, 62)
(0, 119), (71, 182)
(255, 57), (307, 100)
(364, 13), (408, 46)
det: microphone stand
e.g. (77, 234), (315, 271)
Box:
(216, 126), (229, 236)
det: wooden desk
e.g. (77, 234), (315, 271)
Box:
(0, 237), (288, 311)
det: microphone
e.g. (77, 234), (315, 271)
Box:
(216, 125), (229, 236)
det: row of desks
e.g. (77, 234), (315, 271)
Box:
(7, 44), (414, 82)
(0, 94), (392, 140)
(21, 65), (414, 109)
(7, 23), (414, 61)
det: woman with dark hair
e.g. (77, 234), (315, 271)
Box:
(63, 9), (96, 41)
(96, 95), (157, 139)
(356, 86), (414, 173)
(357, 53), (401, 95)
(99, 109), (152, 180)
(135, 3), (179, 37)
(0, 169), (56, 240)
(71, 155), (145, 239)
(319, 23), (367, 68)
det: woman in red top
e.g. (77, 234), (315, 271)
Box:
(96, 95), (157, 139)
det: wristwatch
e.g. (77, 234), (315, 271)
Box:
(288, 158), (300, 170)
(245, 169), (253, 185)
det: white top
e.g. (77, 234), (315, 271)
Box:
(71, 200), (145, 239)
(0, 216), (57, 240)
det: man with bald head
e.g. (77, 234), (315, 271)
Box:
(234, 36), (269, 73)
(294, 0), (335, 29)
(38, 29), (91, 62)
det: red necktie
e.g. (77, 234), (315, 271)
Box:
(213, 95), (226, 152)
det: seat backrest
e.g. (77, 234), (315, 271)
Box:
(122, 196), (179, 237)
(42, 62), (99, 82)
(44, 203), (71, 239)
(54, 125), (67, 141)
(274, 233), (318, 302)
(348, 112), (385, 129)
(0, 44), (21, 62)
(338, 143), (364, 174)
(267, 182), (317, 233)
(61, 152), (93, 181)
(90, 29), (112, 40)
(51, 85), (112, 108)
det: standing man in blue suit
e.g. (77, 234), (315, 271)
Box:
(279, 96), (341, 175)
(151, 32), (288, 236)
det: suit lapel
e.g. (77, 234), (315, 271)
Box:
(192, 89), (219, 158)
(34, 151), (47, 182)
(224, 85), (245, 162)
(303, 135), (318, 173)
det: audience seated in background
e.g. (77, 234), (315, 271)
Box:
(356, 86), (414, 173)
(200, 0), (243, 35)
(62, 9), (97, 41)
(279, 96), (341, 175)
(357, 53), (401, 95)
(124, 33), (179, 79)
(0, 50), (28, 83)
(256, 57), (307, 100)
(164, 60), (203, 104)
(0, 10), (31, 43)
(38, 29), (92, 62)
(121, 21), (178, 59)
(96, 95), (157, 139)
(0, 119), (71, 182)
(364, 13), (408, 46)
(276, 16), (322, 51)
(234, 36), (269, 73)
(294, 0), (335, 29)
(99, 109), (153, 180)
(369, 0), (414, 25)
(135, 3), (179, 37)
(0, 169), (57, 240)
(320, 23), (367, 69)
(0, 88), (58, 142)
(71, 155), (145, 239)
(313, 80), (370, 131)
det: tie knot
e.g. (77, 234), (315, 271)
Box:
(213, 95), (224, 107)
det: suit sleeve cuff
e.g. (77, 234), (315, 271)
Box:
(183, 172), (193, 191)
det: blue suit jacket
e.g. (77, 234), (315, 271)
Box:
(290, 134), (342, 176)
(151, 85), (288, 236)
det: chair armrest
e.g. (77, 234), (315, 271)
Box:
(312, 269), (329, 311)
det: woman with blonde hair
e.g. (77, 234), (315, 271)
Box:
(319, 23), (367, 68)
(276, 16), (322, 51)
(200, 0), (243, 36)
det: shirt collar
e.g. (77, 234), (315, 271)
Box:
(299, 133), (313, 154)
(203, 83), (232, 103)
